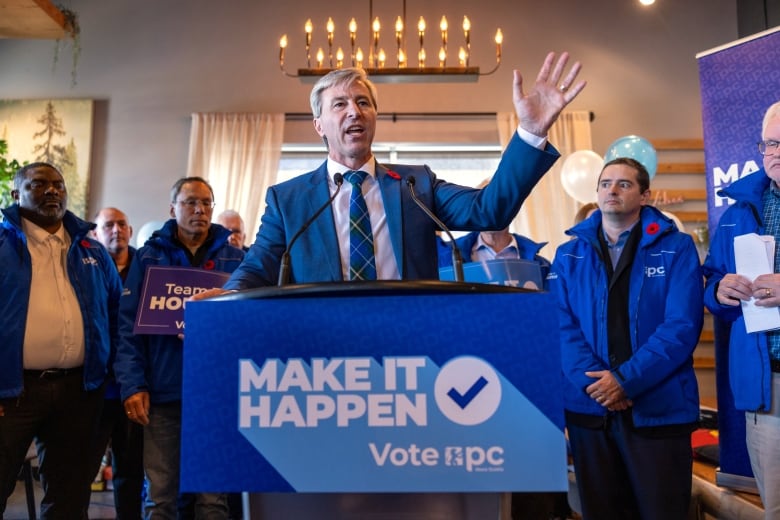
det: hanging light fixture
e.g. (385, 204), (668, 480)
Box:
(278, 1), (502, 83)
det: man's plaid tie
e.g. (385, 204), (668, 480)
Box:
(343, 170), (376, 280)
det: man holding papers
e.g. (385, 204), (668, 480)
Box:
(703, 100), (780, 519)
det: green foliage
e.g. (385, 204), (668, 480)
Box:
(0, 140), (26, 209)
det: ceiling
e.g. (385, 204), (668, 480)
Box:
(0, 0), (67, 39)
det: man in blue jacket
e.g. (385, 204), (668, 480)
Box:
(551, 157), (703, 519)
(115, 177), (244, 519)
(0, 163), (122, 519)
(219, 52), (585, 290)
(702, 100), (780, 518)
(88, 206), (145, 519)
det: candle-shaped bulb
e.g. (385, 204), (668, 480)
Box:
(398, 48), (406, 67)
(462, 16), (470, 32)
(305, 19), (313, 48)
(495, 28), (503, 45)
(279, 34), (287, 49)
(458, 47), (466, 66)
(439, 46), (446, 66)
(326, 17), (335, 35)
(378, 49), (386, 67)
(356, 47), (364, 67)
(440, 16), (448, 32)
(418, 48), (426, 67)
(418, 16), (426, 33)
(336, 47), (344, 67)
(373, 17), (381, 34)
(395, 16), (403, 34)
(316, 48), (324, 67)
(349, 18), (357, 35)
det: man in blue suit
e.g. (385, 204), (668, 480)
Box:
(222, 51), (585, 289)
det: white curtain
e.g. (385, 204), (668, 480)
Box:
(496, 111), (593, 259)
(187, 113), (285, 244)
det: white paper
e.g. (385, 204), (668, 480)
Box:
(734, 233), (780, 333)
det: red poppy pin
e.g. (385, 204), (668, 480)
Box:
(386, 170), (401, 180)
(203, 260), (215, 270)
(80, 239), (91, 247)
(645, 222), (660, 235)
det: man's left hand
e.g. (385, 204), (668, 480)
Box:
(512, 51), (586, 138)
(585, 370), (632, 411)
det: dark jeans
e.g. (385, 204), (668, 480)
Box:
(0, 369), (104, 520)
(88, 397), (145, 519)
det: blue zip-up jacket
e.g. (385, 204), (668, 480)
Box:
(0, 205), (122, 398)
(114, 219), (244, 404)
(550, 205), (703, 426)
(439, 231), (551, 287)
(702, 169), (772, 412)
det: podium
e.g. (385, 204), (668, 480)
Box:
(181, 281), (565, 519)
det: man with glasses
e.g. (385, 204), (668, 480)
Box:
(114, 177), (244, 519)
(216, 209), (248, 251)
(703, 100), (780, 519)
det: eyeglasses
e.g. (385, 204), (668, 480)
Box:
(758, 140), (780, 155)
(176, 199), (216, 210)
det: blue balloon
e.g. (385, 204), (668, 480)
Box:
(604, 135), (657, 179)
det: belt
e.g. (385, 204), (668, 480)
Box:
(771, 359), (780, 373)
(24, 367), (83, 380)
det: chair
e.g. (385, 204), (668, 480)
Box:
(17, 443), (37, 520)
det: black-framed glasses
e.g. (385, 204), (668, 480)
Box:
(176, 199), (216, 210)
(758, 140), (780, 156)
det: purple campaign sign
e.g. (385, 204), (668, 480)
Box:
(133, 266), (231, 335)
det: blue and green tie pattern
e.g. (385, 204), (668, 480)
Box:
(343, 170), (376, 280)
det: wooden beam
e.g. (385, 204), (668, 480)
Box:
(0, 0), (67, 39)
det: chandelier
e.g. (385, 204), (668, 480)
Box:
(278, 1), (502, 83)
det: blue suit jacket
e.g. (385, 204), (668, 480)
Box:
(225, 133), (559, 287)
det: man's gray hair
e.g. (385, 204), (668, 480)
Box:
(309, 68), (378, 118)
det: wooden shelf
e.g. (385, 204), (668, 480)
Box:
(651, 138), (704, 150)
(656, 162), (706, 174)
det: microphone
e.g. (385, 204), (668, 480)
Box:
(406, 175), (465, 282)
(277, 173), (344, 286)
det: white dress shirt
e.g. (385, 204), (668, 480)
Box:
(21, 218), (85, 369)
(325, 127), (546, 280)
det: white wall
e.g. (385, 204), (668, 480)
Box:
(0, 0), (738, 228)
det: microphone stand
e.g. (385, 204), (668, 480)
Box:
(406, 176), (465, 282)
(278, 173), (344, 286)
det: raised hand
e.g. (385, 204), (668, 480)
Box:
(512, 51), (586, 137)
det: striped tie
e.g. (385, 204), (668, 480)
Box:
(343, 170), (376, 280)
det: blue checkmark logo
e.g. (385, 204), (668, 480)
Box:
(434, 356), (502, 426)
(447, 376), (488, 409)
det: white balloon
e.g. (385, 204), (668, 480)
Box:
(134, 220), (166, 248)
(560, 150), (603, 203)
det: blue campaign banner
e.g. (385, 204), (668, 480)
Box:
(133, 266), (231, 335)
(439, 259), (544, 289)
(697, 26), (780, 233)
(180, 290), (565, 493)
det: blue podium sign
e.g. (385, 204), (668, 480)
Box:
(181, 286), (564, 493)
